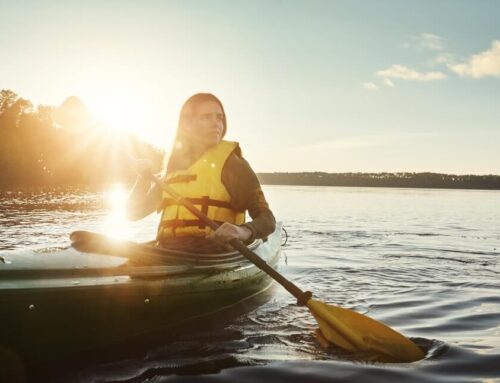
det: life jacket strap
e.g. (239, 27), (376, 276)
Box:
(161, 196), (235, 210)
(159, 219), (226, 230)
(165, 174), (197, 185)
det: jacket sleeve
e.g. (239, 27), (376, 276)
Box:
(221, 154), (276, 240)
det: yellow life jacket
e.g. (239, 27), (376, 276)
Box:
(157, 140), (245, 239)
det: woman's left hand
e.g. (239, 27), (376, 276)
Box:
(207, 222), (252, 244)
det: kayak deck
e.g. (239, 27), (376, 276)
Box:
(0, 224), (282, 362)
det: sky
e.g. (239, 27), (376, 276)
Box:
(1, 0), (499, 174)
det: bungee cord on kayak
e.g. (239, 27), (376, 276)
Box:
(281, 226), (288, 247)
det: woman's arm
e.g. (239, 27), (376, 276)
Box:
(221, 154), (276, 241)
(126, 175), (162, 221)
(241, 188), (276, 241)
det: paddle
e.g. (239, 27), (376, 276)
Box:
(144, 171), (425, 363)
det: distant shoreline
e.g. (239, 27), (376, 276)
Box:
(1, 172), (500, 192)
(256, 172), (500, 191)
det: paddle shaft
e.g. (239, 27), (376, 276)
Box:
(147, 173), (312, 305)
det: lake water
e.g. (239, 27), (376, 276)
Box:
(1, 185), (499, 382)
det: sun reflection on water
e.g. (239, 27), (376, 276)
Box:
(101, 184), (132, 239)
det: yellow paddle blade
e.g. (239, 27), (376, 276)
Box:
(307, 299), (425, 363)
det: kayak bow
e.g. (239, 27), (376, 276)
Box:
(0, 225), (282, 361)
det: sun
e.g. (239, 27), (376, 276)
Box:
(79, 79), (173, 150)
(85, 86), (147, 134)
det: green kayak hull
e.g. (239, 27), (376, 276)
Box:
(0, 224), (282, 362)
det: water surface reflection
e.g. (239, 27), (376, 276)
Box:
(1, 186), (500, 383)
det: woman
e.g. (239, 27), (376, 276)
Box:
(126, 93), (276, 253)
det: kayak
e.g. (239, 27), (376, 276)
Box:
(0, 223), (282, 362)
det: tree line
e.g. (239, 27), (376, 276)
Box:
(257, 172), (500, 190)
(0, 89), (164, 188)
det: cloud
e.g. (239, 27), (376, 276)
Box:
(418, 33), (445, 51)
(377, 65), (447, 81)
(383, 78), (395, 87)
(434, 52), (456, 65)
(363, 82), (378, 91)
(402, 33), (445, 51)
(289, 132), (440, 153)
(448, 40), (500, 78)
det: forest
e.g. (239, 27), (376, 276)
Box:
(0, 89), (163, 187)
(257, 172), (500, 190)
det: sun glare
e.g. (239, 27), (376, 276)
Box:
(80, 77), (172, 149)
(87, 90), (145, 133)
(102, 184), (132, 239)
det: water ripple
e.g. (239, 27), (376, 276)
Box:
(2, 186), (500, 382)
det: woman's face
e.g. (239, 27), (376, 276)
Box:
(187, 100), (225, 148)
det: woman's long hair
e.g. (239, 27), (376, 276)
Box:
(165, 93), (227, 174)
